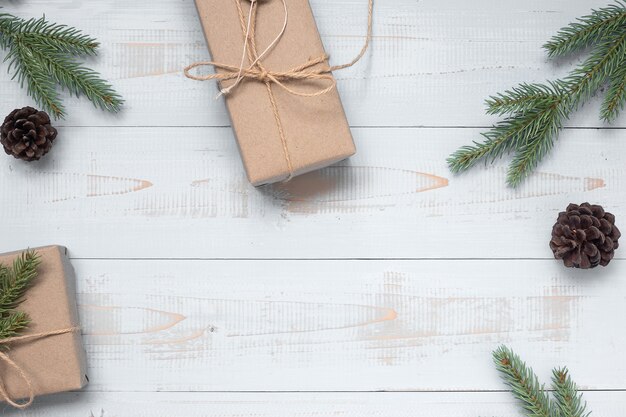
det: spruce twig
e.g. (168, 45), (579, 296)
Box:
(448, 2), (626, 187)
(0, 312), (30, 341)
(552, 368), (589, 417)
(493, 346), (595, 417)
(544, 3), (626, 57)
(602, 62), (626, 121)
(0, 12), (123, 119)
(493, 346), (553, 417)
(0, 250), (40, 341)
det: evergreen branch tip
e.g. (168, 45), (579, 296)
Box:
(494, 346), (594, 417)
(0, 249), (40, 342)
(0, 12), (122, 118)
(449, 1), (626, 187)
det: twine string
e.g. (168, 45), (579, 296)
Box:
(219, 0), (256, 96)
(243, 0), (295, 177)
(0, 327), (80, 409)
(184, 0), (373, 180)
(219, 0), (289, 96)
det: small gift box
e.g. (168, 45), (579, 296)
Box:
(0, 246), (87, 408)
(188, 0), (371, 186)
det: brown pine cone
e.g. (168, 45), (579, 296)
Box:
(1, 106), (57, 161)
(550, 203), (621, 269)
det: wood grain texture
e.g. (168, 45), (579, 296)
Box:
(0, 127), (621, 259)
(63, 259), (626, 391)
(5, 392), (626, 417)
(1, 0), (625, 128)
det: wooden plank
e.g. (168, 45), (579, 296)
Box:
(49, 259), (626, 391)
(8, 391), (626, 417)
(1, 0), (624, 128)
(0, 127), (622, 259)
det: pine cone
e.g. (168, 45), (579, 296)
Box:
(550, 203), (621, 269)
(1, 106), (57, 161)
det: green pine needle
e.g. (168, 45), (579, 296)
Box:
(0, 12), (122, 119)
(544, 2), (626, 57)
(601, 51), (626, 121)
(493, 346), (554, 417)
(485, 82), (566, 116)
(0, 250), (40, 341)
(5, 40), (65, 117)
(0, 311), (30, 341)
(564, 28), (626, 108)
(506, 103), (567, 187)
(448, 90), (567, 181)
(494, 346), (594, 417)
(448, 1), (626, 187)
(30, 45), (124, 113)
(1, 15), (99, 56)
(552, 368), (590, 417)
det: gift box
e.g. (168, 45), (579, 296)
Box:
(0, 246), (87, 406)
(192, 0), (357, 186)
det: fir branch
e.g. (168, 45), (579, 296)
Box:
(0, 12), (122, 118)
(0, 311), (29, 340)
(448, 1), (626, 187)
(11, 16), (99, 56)
(30, 45), (123, 113)
(485, 82), (565, 116)
(447, 96), (565, 175)
(551, 368), (589, 417)
(601, 54), (626, 121)
(0, 250), (40, 341)
(563, 28), (626, 108)
(493, 346), (554, 417)
(493, 347), (597, 417)
(506, 103), (566, 186)
(6, 40), (65, 117)
(544, 2), (626, 57)
(0, 250), (40, 315)
(0, 264), (9, 279)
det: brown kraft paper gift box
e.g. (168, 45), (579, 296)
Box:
(193, 0), (357, 186)
(0, 245), (88, 403)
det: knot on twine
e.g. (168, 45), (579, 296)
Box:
(0, 327), (80, 409)
(184, 0), (373, 181)
(184, 53), (337, 98)
(258, 69), (270, 83)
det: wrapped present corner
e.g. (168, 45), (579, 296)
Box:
(189, 0), (372, 186)
(0, 246), (87, 407)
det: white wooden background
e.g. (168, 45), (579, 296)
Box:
(1, 0), (625, 415)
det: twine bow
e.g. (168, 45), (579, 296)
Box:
(0, 327), (80, 409)
(186, 54), (337, 98)
(185, 0), (373, 181)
